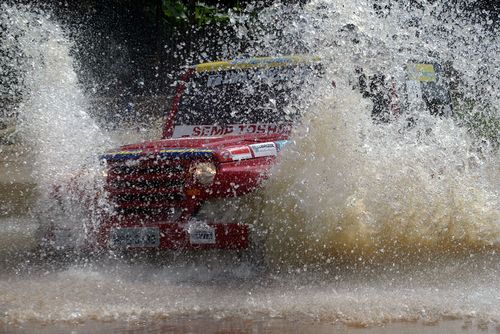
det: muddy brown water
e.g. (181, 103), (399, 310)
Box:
(0, 248), (499, 334)
(1, 318), (499, 334)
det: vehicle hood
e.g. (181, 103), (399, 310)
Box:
(101, 133), (290, 162)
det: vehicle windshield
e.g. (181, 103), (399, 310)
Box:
(173, 63), (320, 137)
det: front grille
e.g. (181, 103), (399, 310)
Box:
(116, 207), (183, 221)
(109, 164), (183, 177)
(106, 157), (188, 218)
(113, 193), (184, 205)
(109, 178), (184, 190)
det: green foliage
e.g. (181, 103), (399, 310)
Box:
(162, 0), (187, 22)
(161, 0), (237, 26)
(194, 3), (231, 25)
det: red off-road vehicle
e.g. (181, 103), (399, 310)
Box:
(94, 56), (320, 251)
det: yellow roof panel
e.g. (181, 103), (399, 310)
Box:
(195, 55), (320, 72)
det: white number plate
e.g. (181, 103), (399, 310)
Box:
(53, 228), (74, 247)
(189, 227), (216, 244)
(109, 227), (160, 247)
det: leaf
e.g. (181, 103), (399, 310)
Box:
(162, 0), (187, 21)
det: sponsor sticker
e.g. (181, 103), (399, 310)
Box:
(101, 149), (142, 160)
(172, 123), (292, 138)
(189, 228), (216, 244)
(249, 142), (277, 158)
(227, 146), (253, 161)
(187, 220), (216, 244)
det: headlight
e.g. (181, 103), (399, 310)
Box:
(190, 162), (217, 186)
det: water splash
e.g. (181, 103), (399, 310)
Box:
(259, 86), (499, 265)
(227, 0), (500, 265)
(1, 4), (109, 186)
(0, 4), (111, 249)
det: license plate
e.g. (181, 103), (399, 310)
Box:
(109, 227), (160, 248)
(189, 227), (216, 244)
(53, 229), (74, 247)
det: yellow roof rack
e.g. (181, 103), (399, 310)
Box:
(195, 55), (320, 73)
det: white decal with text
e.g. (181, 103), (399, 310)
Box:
(172, 123), (292, 138)
(249, 142), (277, 158)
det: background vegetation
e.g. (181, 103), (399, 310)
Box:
(2, 0), (498, 143)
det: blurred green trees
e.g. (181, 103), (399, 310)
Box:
(160, 1), (238, 26)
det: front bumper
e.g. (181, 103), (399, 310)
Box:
(96, 196), (254, 251)
(97, 220), (249, 250)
